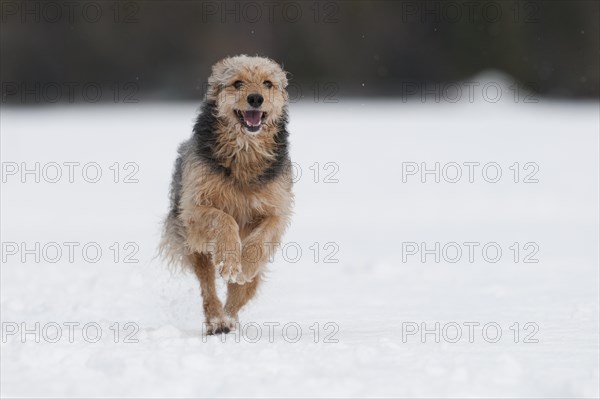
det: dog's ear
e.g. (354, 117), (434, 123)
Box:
(207, 57), (234, 99)
(276, 63), (289, 89)
(279, 70), (289, 90)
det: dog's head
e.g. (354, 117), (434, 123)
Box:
(207, 55), (289, 135)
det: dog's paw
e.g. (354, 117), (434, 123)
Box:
(204, 316), (237, 335)
(214, 237), (244, 283)
(216, 258), (243, 284)
(236, 237), (264, 284)
(236, 265), (260, 285)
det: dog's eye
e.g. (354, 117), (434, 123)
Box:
(263, 80), (273, 89)
(233, 80), (243, 89)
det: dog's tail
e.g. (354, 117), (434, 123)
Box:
(158, 210), (191, 272)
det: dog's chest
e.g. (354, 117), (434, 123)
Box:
(207, 183), (271, 227)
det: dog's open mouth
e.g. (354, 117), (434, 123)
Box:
(235, 110), (266, 133)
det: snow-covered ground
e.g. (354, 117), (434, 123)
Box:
(1, 94), (599, 397)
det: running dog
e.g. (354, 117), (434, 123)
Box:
(160, 55), (293, 334)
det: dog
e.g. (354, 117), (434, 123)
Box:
(160, 55), (293, 335)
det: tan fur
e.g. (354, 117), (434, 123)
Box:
(160, 55), (293, 335)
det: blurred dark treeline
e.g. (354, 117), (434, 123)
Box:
(1, 0), (598, 104)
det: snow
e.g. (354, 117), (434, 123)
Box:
(1, 96), (599, 397)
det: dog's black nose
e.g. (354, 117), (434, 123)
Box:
(247, 93), (264, 108)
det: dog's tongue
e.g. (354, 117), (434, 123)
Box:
(243, 111), (262, 126)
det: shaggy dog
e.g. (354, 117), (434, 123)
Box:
(160, 55), (293, 335)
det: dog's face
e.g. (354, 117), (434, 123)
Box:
(207, 55), (288, 135)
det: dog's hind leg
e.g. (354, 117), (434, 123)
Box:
(224, 273), (262, 323)
(190, 252), (234, 334)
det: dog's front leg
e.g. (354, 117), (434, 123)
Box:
(182, 205), (244, 284)
(222, 217), (278, 321)
(239, 214), (288, 282)
(222, 215), (287, 323)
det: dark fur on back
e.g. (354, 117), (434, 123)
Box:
(192, 101), (231, 178)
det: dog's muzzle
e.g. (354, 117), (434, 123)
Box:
(235, 109), (266, 133)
